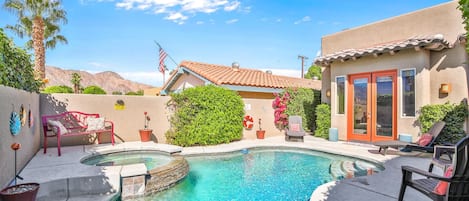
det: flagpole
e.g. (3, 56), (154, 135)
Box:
(154, 41), (179, 67)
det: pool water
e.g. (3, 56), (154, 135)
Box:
(146, 149), (371, 201)
(81, 151), (173, 170)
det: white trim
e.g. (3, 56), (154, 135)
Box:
(399, 68), (417, 118)
(335, 75), (346, 116)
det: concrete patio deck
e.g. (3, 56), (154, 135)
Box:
(17, 135), (437, 201)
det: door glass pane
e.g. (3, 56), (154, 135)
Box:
(376, 76), (393, 137)
(353, 78), (368, 134)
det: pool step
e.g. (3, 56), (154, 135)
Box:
(329, 160), (379, 180)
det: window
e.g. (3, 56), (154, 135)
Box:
(401, 69), (415, 117)
(336, 76), (345, 114)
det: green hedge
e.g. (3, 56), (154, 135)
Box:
(283, 88), (320, 132)
(83, 85), (106, 94)
(315, 103), (331, 139)
(165, 85), (244, 146)
(418, 102), (468, 144)
(42, 85), (73, 94)
(0, 28), (41, 92)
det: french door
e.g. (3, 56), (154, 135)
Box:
(347, 70), (397, 142)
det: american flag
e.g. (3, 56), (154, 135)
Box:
(159, 47), (167, 74)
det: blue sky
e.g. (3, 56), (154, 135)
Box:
(0, 0), (451, 86)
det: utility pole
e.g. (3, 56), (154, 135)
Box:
(298, 55), (309, 78)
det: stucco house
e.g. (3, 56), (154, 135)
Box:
(314, 1), (468, 143)
(160, 60), (321, 98)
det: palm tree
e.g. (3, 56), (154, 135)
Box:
(3, 0), (68, 79)
(71, 72), (81, 94)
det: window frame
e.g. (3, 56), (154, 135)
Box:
(335, 75), (346, 115)
(400, 68), (416, 118)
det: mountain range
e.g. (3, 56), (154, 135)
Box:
(45, 66), (154, 93)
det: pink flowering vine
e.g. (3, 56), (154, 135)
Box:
(272, 91), (290, 129)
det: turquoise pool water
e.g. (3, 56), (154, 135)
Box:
(145, 148), (380, 201)
(81, 150), (173, 170)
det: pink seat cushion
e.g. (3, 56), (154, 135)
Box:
(417, 133), (433, 146)
(290, 123), (300, 132)
(433, 166), (453, 195)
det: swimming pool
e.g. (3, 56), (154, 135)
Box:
(141, 148), (382, 201)
(81, 150), (173, 170)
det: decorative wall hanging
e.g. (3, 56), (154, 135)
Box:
(19, 104), (26, 127)
(28, 108), (33, 128)
(10, 111), (21, 136)
(114, 99), (125, 110)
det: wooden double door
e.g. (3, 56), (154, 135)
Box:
(347, 70), (397, 142)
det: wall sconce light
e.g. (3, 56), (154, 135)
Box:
(326, 89), (331, 97)
(440, 83), (451, 94)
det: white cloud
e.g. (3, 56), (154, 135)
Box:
(225, 18), (238, 24)
(224, 1), (240, 11)
(165, 12), (188, 24)
(196, 21), (205, 25)
(118, 71), (165, 86)
(88, 62), (108, 68)
(110, 0), (242, 24)
(294, 16), (311, 25)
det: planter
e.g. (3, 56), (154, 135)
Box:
(0, 183), (39, 201)
(256, 130), (265, 139)
(139, 129), (153, 142)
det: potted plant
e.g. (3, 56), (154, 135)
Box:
(139, 112), (152, 142)
(256, 118), (265, 139)
(0, 143), (39, 201)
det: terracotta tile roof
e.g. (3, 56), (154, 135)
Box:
(172, 61), (321, 90)
(314, 34), (451, 66)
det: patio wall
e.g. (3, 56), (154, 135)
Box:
(0, 86), (41, 188)
(39, 94), (285, 148)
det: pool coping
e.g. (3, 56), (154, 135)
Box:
(18, 136), (430, 201)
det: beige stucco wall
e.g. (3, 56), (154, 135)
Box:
(328, 44), (468, 142)
(322, 1), (464, 55)
(0, 86), (41, 188)
(322, 1), (468, 142)
(329, 49), (431, 141)
(39, 94), (284, 147)
(168, 73), (205, 93)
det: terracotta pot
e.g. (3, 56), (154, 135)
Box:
(0, 183), (39, 201)
(139, 129), (153, 142)
(256, 130), (265, 139)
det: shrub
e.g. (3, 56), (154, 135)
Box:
(315, 103), (331, 139)
(112, 91), (123, 95)
(83, 85), (106, 94)
(304, 65), (322, 80)
(0, 28), (41, 92)
(273, 88), (320, 132)
(418, 102), (468, 144)
(42, 85), (73, 94)
(165, 85), (244, 146)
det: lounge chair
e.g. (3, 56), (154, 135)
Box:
(402, 121), (446, 153)
(398, 135), (469, 201)
(285, 115), (305, 142)
(372, 121), (445, 155)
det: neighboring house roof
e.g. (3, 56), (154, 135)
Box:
(314, 34), (452, 66)
(161, 61), (321, 95)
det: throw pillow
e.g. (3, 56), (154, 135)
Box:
(417, 133), (433, 146)
(86, 117), (105, 131)
(47, 120), (69, 135)
(433, 166), (454, 195)
(290, 123), (300, 132)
